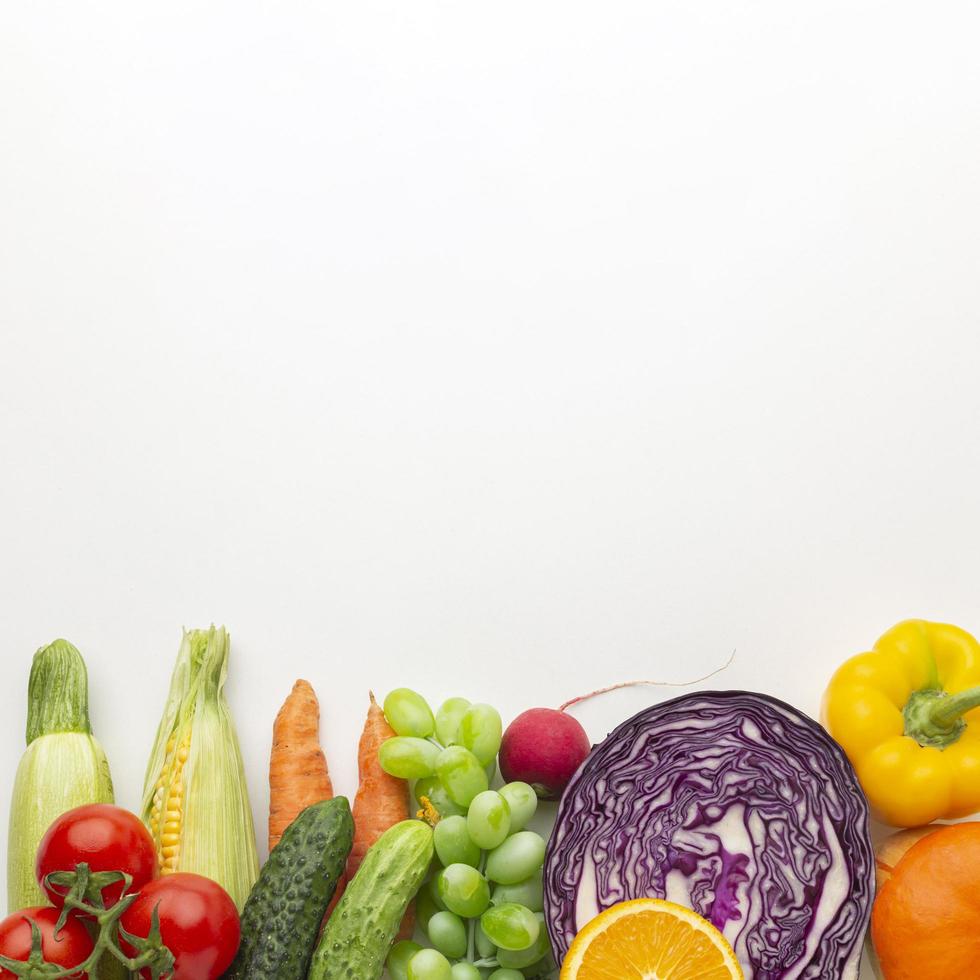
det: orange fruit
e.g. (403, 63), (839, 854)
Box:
(872, 822), (980, 979)
(560, 898), (743, 980)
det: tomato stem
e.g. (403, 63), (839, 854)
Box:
(0, 864), (176, 980)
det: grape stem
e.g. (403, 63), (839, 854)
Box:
(558, 649), (736, 712)
(466, 853), (489, 964)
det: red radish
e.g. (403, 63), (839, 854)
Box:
(499, 708), (591, 800)
(501, 652), (736, 800)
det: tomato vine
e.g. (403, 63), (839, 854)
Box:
(0, 865), (174, 980)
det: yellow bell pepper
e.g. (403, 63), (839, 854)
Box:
(822, 620), (980, 827)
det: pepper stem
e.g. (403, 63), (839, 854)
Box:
(904, 686), (980, 749)
(930, 686), (980, 727)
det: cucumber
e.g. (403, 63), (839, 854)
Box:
(308, 819), (434, 980)
(223, 797), (353, 980)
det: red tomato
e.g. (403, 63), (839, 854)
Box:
(0, 907), (94, 980)
(36, 804), (157, 910)
(119, 874), (240, 980)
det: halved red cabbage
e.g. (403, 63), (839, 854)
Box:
(543, 691), (873, 979)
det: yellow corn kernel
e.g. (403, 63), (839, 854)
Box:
(147, 732), (190, 875)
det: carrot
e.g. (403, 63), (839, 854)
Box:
(268, 679), (334, 852)
(349, 691), (410, 872)
(327, 692), (413, 935)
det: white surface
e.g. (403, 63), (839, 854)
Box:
(2, 3), (980, 975)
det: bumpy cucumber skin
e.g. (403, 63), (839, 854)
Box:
(308, 819), (434, 980)
(223, 797), (353, 980)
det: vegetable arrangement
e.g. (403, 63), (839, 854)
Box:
(5, 617), (980, 980)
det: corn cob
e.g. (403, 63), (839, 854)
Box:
(140, 626), (259, 909)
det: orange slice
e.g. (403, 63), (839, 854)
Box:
(560, 898), (744, 980)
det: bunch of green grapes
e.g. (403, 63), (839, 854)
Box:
(379, 689), (554, 980)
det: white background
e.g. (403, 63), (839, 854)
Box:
(3, 3), (980, 975)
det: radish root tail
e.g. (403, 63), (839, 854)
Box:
(559, 649), (737, 713)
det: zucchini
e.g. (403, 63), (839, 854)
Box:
(308, 819), (434, 980)
(223, 797), (353, 980)
(8, 639), (114, 911)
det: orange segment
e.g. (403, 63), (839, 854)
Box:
(560, 898), (743, 980)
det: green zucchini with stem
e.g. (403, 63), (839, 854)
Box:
(7, 639), (114, 911)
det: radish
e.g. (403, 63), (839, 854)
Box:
(499, 708), (590, 800)
(500, 652), (736, 800)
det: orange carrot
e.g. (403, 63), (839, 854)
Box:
(349, 692), (410, 873)
(327, 692), (413, 935)
(268, 679), (334, 852)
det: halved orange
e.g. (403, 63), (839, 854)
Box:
(560, 898), (744, 980)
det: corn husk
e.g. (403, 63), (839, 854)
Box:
(140, 626), (259, 909)
(7, 639), (114, 912)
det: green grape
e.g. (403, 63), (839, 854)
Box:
(449, 965), (482, 980)
(495, 914), (550, 969)
(456, 703), (503, 766)
(408, 948), (453, 980)
(476, 919), (497, 958)
(434, 814), (481, 868)
(385, 688), (436, 738)
(485, 832), (546, 885)
(427, 874), (448, 911)
(520, 949), (557, 978)
(485, 759), (498, 785)
(487, 971), (524, 980)
(492, 874), (543, 912)
(480, 903), (540, 951)
(436, 746), (489, 807)
(436, 697), (471, 745)
(426, 910), (468, 959)
(498, 782), (537, 833)
(380, 737), (441, 779)
(416, 884), (441, 933)
(467, 790), (511, 850)
(436, 863), (491, 919)
(387, 940), (423, 980)
(414, 776), (466, 818)
(496, 944), (549, 971)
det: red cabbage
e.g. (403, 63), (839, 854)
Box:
(543, 691), (874, 979)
